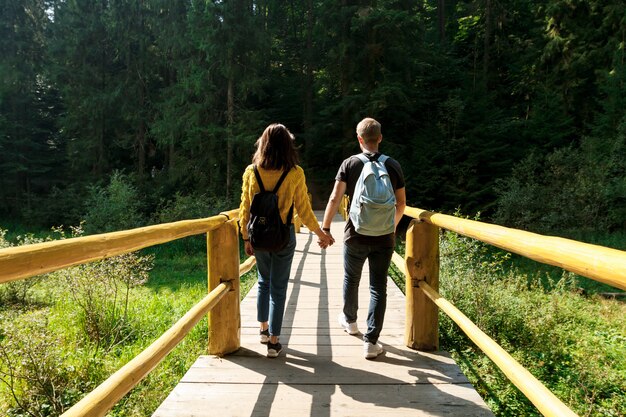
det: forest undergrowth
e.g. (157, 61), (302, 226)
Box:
(0, 225), (624, 416)
(0, 230), (257, 417)
(390, 229), (625, 417)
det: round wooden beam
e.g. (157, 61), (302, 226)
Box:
(405, 207), (626, 291)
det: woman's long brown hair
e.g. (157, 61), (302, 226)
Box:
(252, 124), (299, 170)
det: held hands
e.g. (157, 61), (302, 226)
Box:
(245, 231), (334, 253)
(244, 240), (254, 256)
(317, 230), (335, 249)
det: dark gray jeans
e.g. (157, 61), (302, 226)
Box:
(342, 242), (393, 344)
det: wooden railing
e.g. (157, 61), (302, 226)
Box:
(0, 210), (252, 417)
(2, 202), (625, 417)
(396, 206), (626, 417)
(0, 209), (238, 284)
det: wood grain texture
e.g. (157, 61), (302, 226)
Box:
(207, 219), (241, 355)
(153, 212), (494, 417)
(0, 209), (239, 284)
(404, 219), (439, 351)
(405, 206), (626, 291)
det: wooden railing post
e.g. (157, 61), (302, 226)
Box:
(404, 219), (439, 351)
(294, 213), (302, 233)
(339, 195), (349, 220)
(207, 219), (241, 355)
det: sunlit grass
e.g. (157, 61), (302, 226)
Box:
(391, 231), (626, 417)
(0, 234), (258, 416)
(1, 225), (623, 416)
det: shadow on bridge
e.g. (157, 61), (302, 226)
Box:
(155, 231), (493, 416)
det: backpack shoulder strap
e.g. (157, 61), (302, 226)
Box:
(274, 169), (294, 223)
(355, 153), (370, 164)
(356, 153), (388, 164)
(252, 168), (292, 224)
(253, 165), (266, 192)
(272, 168), (291, 193)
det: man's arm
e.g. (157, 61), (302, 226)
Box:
(394, 187), (406, 229)
(322, 180), (347, 230)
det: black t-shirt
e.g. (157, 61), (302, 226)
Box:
(336, 152), (405, 247)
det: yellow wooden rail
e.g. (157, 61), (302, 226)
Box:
(400, 205), (626, 416)
(3, 201), (620, 417)
(391, 253), (577, 417)
(339, 194), (349, 220)
(61, 281), (233, 417)
(405, 206), (626, 291)
(0, 209), (240, 284)
(239, 255), (257, 276)
(0, 208), (250, 416)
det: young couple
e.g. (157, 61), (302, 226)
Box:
(238, 118), (406, 359)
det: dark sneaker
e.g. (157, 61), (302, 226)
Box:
(267, 341), (283, 358)
(260, 329), (270, 344)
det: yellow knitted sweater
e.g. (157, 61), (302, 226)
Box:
(239, 164), (321, 240)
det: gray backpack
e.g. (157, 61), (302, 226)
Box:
(349, 154), (396, 236)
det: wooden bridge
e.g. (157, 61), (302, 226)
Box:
(152, 212), (493, 416)
(1, 204), (625, 417)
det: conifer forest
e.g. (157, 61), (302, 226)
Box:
(1, 0), (624, 234)
(2, 2), (626, 417)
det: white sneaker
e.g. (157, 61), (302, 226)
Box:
(338, 314), (359, 335)
(364, 341), (384, 359)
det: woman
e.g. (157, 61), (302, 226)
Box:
(239, 123), (333, 358)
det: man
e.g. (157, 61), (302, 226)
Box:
(321, 117), (406, 359)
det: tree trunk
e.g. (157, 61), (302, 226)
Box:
(303, 0), (314, 147)
(438, 0), (446, 43)
(226, 74), (234, 200)
(136, 0), (146, 181)
(168, 141), (175, 173)
(340, 0), (352, 145)
(137, 117), (146, 181)
(96, 0), (108, 178)
(483, 0), (492, 86)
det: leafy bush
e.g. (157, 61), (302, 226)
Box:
(59, 251), (153, 352)
(494, 129), (626, 234)
(152, 192), (234, 255)
(0, 224), (157, 416)
(0, 311), (84, 417)
(436, 225), (626, 417)
(83, 172), (144, 234)
(22, 185), (85, 229)
(153, 192), (232, 223)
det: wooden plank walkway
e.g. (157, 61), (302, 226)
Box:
(153, 212), (494, 417)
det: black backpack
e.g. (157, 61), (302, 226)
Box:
(247, 166), (293, 252)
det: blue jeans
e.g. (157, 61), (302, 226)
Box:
(343, 242), (393, 344)
(255, 225), (296, 337)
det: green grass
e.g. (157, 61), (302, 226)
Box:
(440, 276), (625, 417)
(108, 248), (258, 416)
(1, 225), (624, 416)
(513, 229), (626, 294)
(0, 234), (257, 417)
(391, 231), (626, 417)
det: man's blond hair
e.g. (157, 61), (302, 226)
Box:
(356, 118), (381, 144)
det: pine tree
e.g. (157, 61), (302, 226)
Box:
(0, 0), (63, 216)
(48, 0), (118, 180)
